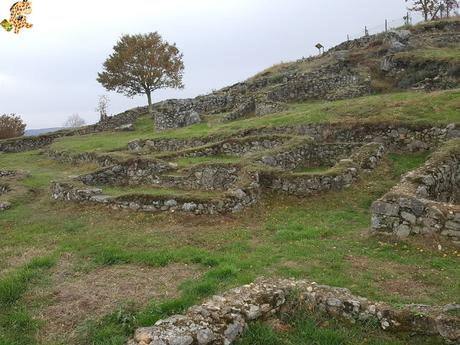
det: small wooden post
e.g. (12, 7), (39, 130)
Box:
(385, 19), (388, 32)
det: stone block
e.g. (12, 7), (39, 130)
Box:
(371, 201), (400, 216)
(395, 224), (411, 238)
(401, 211), (417, 225)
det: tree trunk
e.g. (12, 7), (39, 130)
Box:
(146, 91), (153, 115)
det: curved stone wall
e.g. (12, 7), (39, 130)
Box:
(45, 149), (121, 167)
(127, 123), (459, 155)
(77, 159), (176, 186)
(126, 278), (460, 345)
(371, 139), (460, 243)
(159, 136), (292, 159)
(258, 142), (362, 171)
(261, 143), (384, 197)
(50, 182), (260, 215)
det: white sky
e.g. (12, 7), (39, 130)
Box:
(0, 0), (417, 129)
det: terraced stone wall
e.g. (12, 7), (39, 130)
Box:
(0, 108), (145, 153)
(78, 161), (255, 193)
(297, 123), (460, 151)
(45, 149), (120, 167)
(258, 142), (362, 170)
(160, 136), (292, 159)
(128, 123), (459, 155)
(0, 134), (57, 153)
(152, 165), (257, 192)
(78, 159), (176, 186)
(50, 182), (260, 215)
(128, 138), (209, 153)
(371, 139), (460, 243)
(260, 143), (384, 197)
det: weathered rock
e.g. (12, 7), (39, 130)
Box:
(126, 278), (460, 345)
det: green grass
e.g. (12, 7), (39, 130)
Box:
(388, 152), (430, 177)
(237, 310), (444, 345)
(0, 127), (460, 345)
(395, 48), (460, 64)
(0, 257), (55, 345)
(1, 142), (458, 344)
(50, 89), (460, 154)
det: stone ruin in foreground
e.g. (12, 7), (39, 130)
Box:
(126, 278), (460, 345)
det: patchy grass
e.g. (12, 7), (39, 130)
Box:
(175, 155), (242, 168)
(395, 48), (460, 64)
(237, 310), (444, 345)
(1, 147), (458, 345)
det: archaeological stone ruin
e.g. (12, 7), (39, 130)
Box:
(371, 139), (460, 244)
(126, 278), (460, 345)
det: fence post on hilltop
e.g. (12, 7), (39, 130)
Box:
(385, 19), (388, 32)
(347, 34), (350, 41)
(364, 26), (369, 36)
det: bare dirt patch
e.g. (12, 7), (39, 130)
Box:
(382, 279), (433, 298)
(35, 258), (203, 343)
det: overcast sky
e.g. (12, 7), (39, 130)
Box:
(0, 0), (418, 129)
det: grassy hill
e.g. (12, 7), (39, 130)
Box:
(0, 17), (459, 345)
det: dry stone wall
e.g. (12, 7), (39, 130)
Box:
(371, 139), (460, 243)
(152, 165), (256, 192)
(128, 123), (459, 155)
(45, 149), (120, 167)
(261, 143), (384, 197)
(78, 159), (176, 186)
(0, 108), (145, 153)
(78, 161), (255, 193)
(50, 181), (260, 215)
(159, 136), (292, 159)
(128, 138), (209, 153)
(50, 140), (385, 214)
(258, 142), (362, 170)
(126, 278), (460, 345)
(0, 134), (57, 153)
(296, 123), (460, 152)
(267, 64), (372, 102)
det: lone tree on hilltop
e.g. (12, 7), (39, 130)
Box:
(0, 114), (26, 139)
(97, 32), (184, 115)
(63, 114), (86, 128)
(406, 0), (440, 20)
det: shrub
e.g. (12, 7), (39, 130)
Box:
(0, 114), (26, 139)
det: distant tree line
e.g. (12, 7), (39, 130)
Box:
(406, 0), (459, 21)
